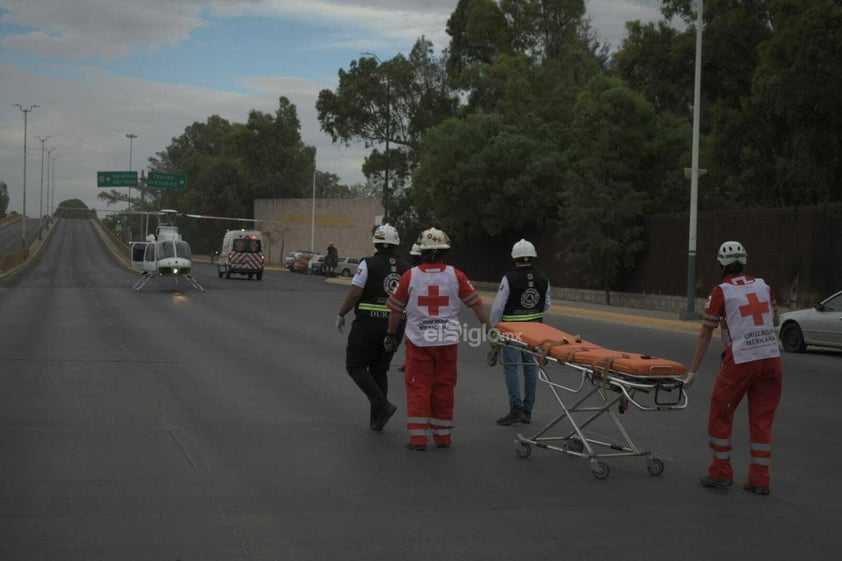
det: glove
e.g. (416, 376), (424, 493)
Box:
(383, 334), (398, 354)
(336, 315), (345, 334)
(684, 371), (697, 389)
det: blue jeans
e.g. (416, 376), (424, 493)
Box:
(500, 346), (537, 412)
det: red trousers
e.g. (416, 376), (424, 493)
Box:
(404, 341), (458, 447)
(707, 354), (783, 487)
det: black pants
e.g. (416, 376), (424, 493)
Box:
(345, 317), (402, 415)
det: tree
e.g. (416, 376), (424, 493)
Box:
(560, 76), (656, 302)
(411, 111), (564, 241)
(0, 180), (9, 218)
(734, 0), (842, 206)
(317, 38), (458, 217)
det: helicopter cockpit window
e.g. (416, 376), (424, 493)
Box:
(158, 241), (176, 259)
(233, 238), (261, 253)
(144, 243), (156, 262)
(175, 241), (192, 259)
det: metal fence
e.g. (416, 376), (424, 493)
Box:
(449, 203), (841, 307)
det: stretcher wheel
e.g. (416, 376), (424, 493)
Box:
(564, 438), (584, 453)
(647, 458), (665, 476)
(591, 461), (610, 480)
(515, 442), (532, 458)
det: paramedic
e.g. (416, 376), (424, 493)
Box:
(336, 225), (410, 431)
(685, 241), (782, 496)
(385, 227), (490, 451)
(490, 239), (551, 426)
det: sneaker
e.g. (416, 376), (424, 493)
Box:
(371, 403), (397, 432)
(699, 475), (733, 489)
(742, 482), (770, 496)
(406, 442), (427, 451)
(521, 410), (532, 424)
(496, 409), (525, 426)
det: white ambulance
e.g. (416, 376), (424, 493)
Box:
(217, 230), (265, 280)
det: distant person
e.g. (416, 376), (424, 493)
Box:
(385, 227), (490, 451)
(489, 239), (551, 426)
(336, 225), (410, 431)
(325, 242), (339, 277)
(685, 241), (783, 496)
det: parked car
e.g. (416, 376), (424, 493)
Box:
(335, 256), (361, 277)
(307, 255), (326, 275)
(779, 290), (842, 352)
(284, 250), (317, 272)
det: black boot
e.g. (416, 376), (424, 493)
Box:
(496, 408), (525, 426)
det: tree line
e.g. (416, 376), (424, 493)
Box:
(98, 0), (842, 290)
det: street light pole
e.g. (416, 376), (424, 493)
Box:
(126, 133), (137, 241)
(45, 148), (55, 228)
(682, 0), (704, 320)
(15, 103), (39, 249)
(49, 154), (57, 218)
(36, 135), (51, 238)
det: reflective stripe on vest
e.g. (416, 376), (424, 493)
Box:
(501, 312), (545, 322)
(358, 303), (390, 312)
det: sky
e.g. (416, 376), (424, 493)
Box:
(0, 0), (664, 217)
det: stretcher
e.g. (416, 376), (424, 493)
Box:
(494, 321), (690, 479)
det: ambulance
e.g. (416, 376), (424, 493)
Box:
(217, 230), (265, 280)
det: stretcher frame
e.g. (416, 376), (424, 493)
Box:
(494, 324), (689, 479)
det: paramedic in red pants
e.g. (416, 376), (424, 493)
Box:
(685, 241), (782, 496)
(384, 227), (490, 451)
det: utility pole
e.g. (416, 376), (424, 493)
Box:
(15, 103), (39, 250)
(126, 133), (137, 241)
(49, 153), (58, 219)
(681, 0), (704, 320)
(36, 135), (51, 238)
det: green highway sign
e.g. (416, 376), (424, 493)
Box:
(97, 171), (138, 187)
(148, 171), (187, 190)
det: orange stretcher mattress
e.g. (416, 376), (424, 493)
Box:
(496, 322), (687, 377)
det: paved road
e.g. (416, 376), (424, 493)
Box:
(1, 218), (840, 560)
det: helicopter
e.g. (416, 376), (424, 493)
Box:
(129, 210), (205, 292)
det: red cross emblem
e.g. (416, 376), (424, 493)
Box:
(739, 292), (770, 325)
(418, 285), (449, 316)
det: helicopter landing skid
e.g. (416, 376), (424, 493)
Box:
(132, 272), (206, 293)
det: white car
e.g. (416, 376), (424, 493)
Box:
(779, 290), (842, 352)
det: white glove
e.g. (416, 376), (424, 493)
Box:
(336, 315), (346, 333)
(684, 371), (697, 389)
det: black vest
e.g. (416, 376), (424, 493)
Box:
(355, 251), (410, 318)
(501, 267), (549, 322)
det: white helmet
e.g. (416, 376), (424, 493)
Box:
(717, 240), (747, 266)
(418, 227), (451, 250)
(372, 223), (400, 246)
(409, 243), (421, 256)
(511, 239), (537, 260)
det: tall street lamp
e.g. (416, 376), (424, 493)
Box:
(36, 135), (51, 238)
(681, 0), (704, 320)
(49, 153), (58, 219)
(126, 133), (137, 240)
(15, 103), (39, 249)
(362, 52), (391, 221)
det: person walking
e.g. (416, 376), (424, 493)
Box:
(385, 227), (490, 451)
(325, 242), (339, 277)
(685, 241), (782, 496)
(489, 239), (551, 426)
(336, 225), (410, 431)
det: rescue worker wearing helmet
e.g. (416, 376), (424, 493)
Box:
(385, 227), (490, 450)
(336, 224), (410, 431)
(686, 241), (782, 495)
(489, 239), (551, 426)
(408, 242), (422, 266)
